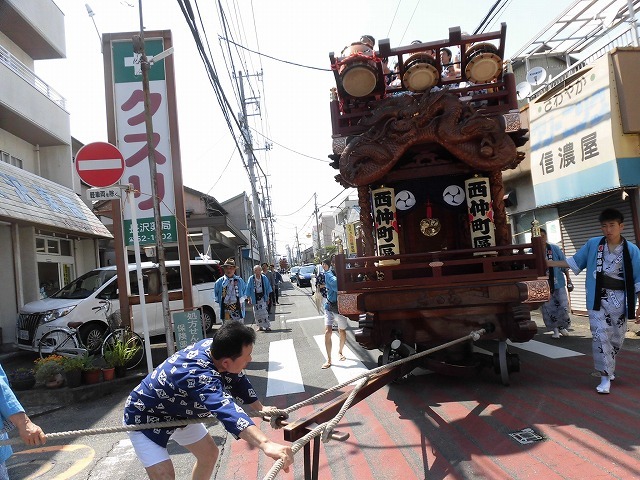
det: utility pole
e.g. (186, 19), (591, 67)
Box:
(134, 2), (174, 354)
(295, 228), (301, 265)
(238, 71), (265, 262)
(314, 193), (322, 259)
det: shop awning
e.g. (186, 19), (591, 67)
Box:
(0, 162), (112, 238)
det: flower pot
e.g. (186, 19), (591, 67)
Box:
(9, 376), (35, 391)
(82, 368), (101, 385)
(46, 373), (65, 389)
(65, 369), (82, 388)
(114, 366), (127, 378)
(102, 367), (115, 381)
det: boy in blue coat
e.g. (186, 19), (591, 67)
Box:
(548, 208), (640, 394)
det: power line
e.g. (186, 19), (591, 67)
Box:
(219, 36), (332, 71)
(386, 0), (403, 38)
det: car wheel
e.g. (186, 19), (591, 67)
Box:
(202, 307), (215, 332)
(80, 323), (108, 354)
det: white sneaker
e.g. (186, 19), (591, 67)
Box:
(559, 328), (570, 336)
(551, 328), (560, 339)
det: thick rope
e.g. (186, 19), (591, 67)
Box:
(0, 417), (219, 447)
(262, 377), (368, 480)
(260, 328), (486, 428)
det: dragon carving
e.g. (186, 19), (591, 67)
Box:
(337, 91), (524, 187)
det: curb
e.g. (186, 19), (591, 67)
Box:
(14, 372), (145, 417)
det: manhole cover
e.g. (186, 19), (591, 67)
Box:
(509, 427), (545, 445)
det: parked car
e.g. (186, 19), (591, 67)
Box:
(289, 266), (301, 283)
(16, 259), (222, 354)
(296, 265), (316, 288)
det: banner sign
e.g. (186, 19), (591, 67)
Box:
(465, 176), (496, 248)
(371, 187), (400, 260)
(529, 55), (618, 205)
(345, 222), (358, 257)
(108, 35), (177, 245)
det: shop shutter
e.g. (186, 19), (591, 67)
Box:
(558, 193), (635, 315)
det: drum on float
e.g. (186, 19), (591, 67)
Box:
(401, 53), (439, 92)
(338, 42), (380, 98)
(464, 42), (503, 83)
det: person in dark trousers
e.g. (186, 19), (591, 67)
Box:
(124, 322), (293, 479)
(547, 208), (640, 394)
(270, 265), (282, 304)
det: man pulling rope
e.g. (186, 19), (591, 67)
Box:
(123, 321), (293, 479)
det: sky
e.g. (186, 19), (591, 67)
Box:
(39, 0), (575, 256)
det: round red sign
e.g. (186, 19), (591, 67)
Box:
(75, 142), (125, 188)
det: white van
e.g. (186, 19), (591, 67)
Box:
(16, 259), (222, 354)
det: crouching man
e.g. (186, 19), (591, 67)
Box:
(124, 322), (293, 479)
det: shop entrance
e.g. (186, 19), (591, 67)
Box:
(36, 236), (74, 298)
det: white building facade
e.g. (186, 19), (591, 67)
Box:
(1, 1), (111, 345)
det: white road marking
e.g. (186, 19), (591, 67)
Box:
(507, 339), (584, 358)
(283, 315), (323, 323)
(313, 334), (370, 384)
(266, 339), (305, 397)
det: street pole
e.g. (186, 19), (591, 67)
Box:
(135, 1), (174, 355)
(314, 193), (322, 260)
(238, 71), (265, 262)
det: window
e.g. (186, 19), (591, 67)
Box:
(165, 266), (182, 291)
(191, 264), (221, 285)
(1, 151), (23, 169)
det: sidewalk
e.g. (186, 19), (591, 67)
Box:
(0, 344), (164, 418)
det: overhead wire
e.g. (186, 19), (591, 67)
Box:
(398, 0), (421, 45)
(386, 0), (403, 38)
(474, 0), (505, 34)
(219, 36), (332, 71)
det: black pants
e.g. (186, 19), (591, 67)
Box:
(274, 286), (279, 303)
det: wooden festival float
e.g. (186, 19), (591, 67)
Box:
(281, 24), (550, 476)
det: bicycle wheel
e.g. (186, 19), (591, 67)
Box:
(38, 329), (83, 359)
(102, 329), (145, 370)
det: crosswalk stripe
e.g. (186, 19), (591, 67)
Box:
(282, 315), (323, 323)
(266, 339), (305, 397)
(507, 339), (584, 358)
(313, 334), (370, 384)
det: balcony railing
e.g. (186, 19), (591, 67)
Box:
(530, 29), (637, 100)
(0, 44), (67, 110)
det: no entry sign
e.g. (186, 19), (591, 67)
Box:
(75, 142), (125, 188)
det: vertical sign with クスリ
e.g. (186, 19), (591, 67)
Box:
(110, 38), (177, 246)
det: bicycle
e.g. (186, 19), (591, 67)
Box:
(38, 300), (144, 370)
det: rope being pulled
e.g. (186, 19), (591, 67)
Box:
(260, 328), (487, 428)
(0, 417), (221, 447)
(262, 377), (369, 480)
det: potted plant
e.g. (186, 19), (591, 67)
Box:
(101, 350), (116, 381)
(61, 356), (84, 388)
(79, 354), (101, 385)
(8, 368), (36, 391)
(33, 355), (65, 388)
(104, 336), (141, 378)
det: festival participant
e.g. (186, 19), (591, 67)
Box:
(0, 364), (46, 479)
(213, 258), (247, 323)
(321, 258), (349, 369)
(547, 208), (640, 394)
(246, 265), (273, 331)
(124, 321), (293, 479)
(539, 228), (573, 339)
